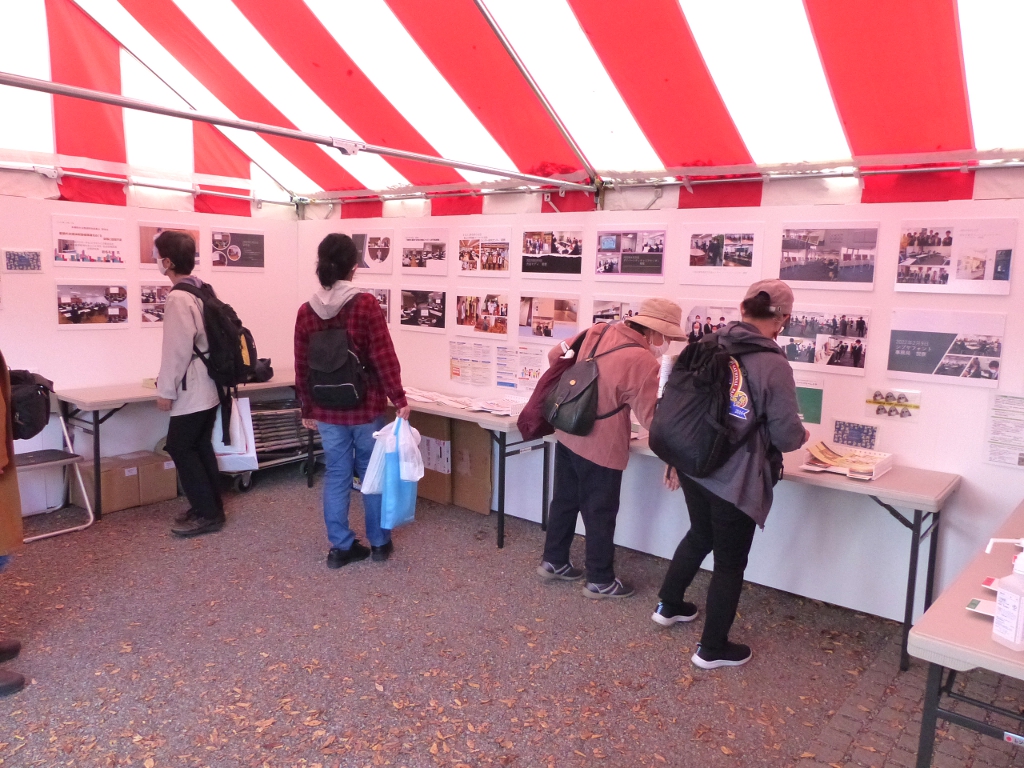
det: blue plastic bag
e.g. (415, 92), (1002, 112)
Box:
(380, 419), (418, 529)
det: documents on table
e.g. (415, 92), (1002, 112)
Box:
(801, 441), (893, 480)
(987, 394), (1024, 469)
(403, 386), (523, 416)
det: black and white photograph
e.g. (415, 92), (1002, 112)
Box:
(363, 287), (390, 323)
(595, 229), (665, 279)
(896, 219), (1015, 295)
(458, 228), (511, 274)
(522, 230), (583, 275)
(518, 296), (579, 341)
(140, 284), (172, 324)
(56, 283), (129, 326)
(401, 229), (448, 276)
(780, 227), (877, 289)
(400, 290), (446, 330)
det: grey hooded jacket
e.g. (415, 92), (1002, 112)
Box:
(690, 321), (806, 526)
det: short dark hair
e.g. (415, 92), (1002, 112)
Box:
(740, 290), (780, 320)
(316, 233), (359, 288)
(154, 230), (196, 275)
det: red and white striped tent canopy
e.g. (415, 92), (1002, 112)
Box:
(0, 0), (1019, 216)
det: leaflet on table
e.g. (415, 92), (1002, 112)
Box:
(449, 340), (492, 386)
(986, 395), (1024, 469)
(801, 441), (893, 480)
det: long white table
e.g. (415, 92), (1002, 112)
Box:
(623, 438), (961, 671)
(55, 376), (531, 547)
(909, 498), (1024, 767)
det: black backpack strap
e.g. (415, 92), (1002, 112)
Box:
(589, 323), (647, 420)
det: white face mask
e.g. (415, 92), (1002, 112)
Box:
(650, 333), (670, 358)
(157, 258), (170, 276)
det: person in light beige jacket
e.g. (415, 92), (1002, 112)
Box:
(537, 298), (684, 598)
(0, 347), (26, 696)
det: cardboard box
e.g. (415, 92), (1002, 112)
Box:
(408, 412), (452, 505)
(452, 420), (492, 515)
(120, 450), (179, 505)
(72, 456), (141, 513)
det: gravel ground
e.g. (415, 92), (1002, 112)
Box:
(0, 464), (970, 768)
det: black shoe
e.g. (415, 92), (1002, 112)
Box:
(692, 641), (752, 670)
(371, 541), (394, 562)
(0, 639), (20, 664)
(0, 669), (25, 697)
(171, 515), (225, 538)
(326, 541), (371, 569)
(651, 601), (698, 626)
(582, 578), (635, 599)
(536, 561), (584, 581)
(173, 508), (198, 525)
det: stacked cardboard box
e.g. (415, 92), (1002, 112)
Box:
(72, 451), (178, 512)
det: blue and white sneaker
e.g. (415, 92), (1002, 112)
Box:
(582, 578), (635, 599)
(537, 561), (584, 581)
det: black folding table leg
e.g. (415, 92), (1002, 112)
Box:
(924, 510), (941, 609)
(92, 410), (102, 520)
(900, 509), (924, 671)
(915, 663), (944, 768)
(497, 431), (507, 548)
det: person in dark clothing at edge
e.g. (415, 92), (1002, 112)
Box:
(294, 234), (410, 569)
(653, 279), (809, 670)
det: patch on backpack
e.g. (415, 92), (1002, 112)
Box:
(728, 357), (750, 420)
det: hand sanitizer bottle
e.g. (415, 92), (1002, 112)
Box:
(994, 555), (1024, 651)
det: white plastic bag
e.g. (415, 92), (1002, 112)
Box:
(361, 418), (422, 494)
(212, 397), (246, 455)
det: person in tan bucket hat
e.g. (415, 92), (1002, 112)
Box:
(538, 297), (684, 599)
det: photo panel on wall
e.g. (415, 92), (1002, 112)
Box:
(865, 387), (922, 423)
(3, 249), (44, 273)
(518, 294), (579, 343)
(401, 229), (448, 276)
(895, 219), (1015, 294)
(592, 297), (647, 325)
(140, 284), (172, 325)
(679, 300), (742, 345)
(457, 227), (511, 276)
(140, 224), (200, 269)
(780, 306), (871, 376)
(680, 224), (763, 286)
(521, 229), (584, 278)
(53, 215), (127, 268)
(399, 288), (447, 332)
(361, 286), (391, 324)
(56, 282), (130, 328)
(212, 229), (265, 269)
(887, 308), (1005, 388)
(778, 224), (878, 290)
(594, 228), (666, 282)
(352, 231), (394, 275)
(454, 292), (509, 337)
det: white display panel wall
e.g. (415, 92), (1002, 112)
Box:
(3, 194), (1024, 623)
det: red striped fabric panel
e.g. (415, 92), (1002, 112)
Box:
(385, 0), (583, 178)
(233, 0), (463, 188)
(541, 191), (596, 213)
(861, 169), (974, 204)
(340, 200), (384, 219)
(567, 0), (751, 169)
(46, 0), (127, 205)
(430, 194), (483, 216)
(193, 122), (252, 217)
(677, 179), (763, 209)
(116, 0), (362, 191)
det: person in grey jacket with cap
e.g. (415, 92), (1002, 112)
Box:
(652, 279), (809, 669)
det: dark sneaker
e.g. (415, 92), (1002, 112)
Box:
(371, 541), (394, 562)
(0, 639), (20, 664)
(582, 578), (635, 599)
(651, 601), (698, 626)
(173, 508), (198, 525)
(536, 561), (584, 581)
(0, 669), (25, 697)
(326, 541), (371, 569)
(692, 642), (752, 669)
(171, 515), (225, 538)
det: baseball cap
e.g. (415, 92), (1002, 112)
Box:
(743, 279), (794, 315)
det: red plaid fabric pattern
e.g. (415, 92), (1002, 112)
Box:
(294, 293), (407, 425)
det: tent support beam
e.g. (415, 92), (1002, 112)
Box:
(0, 70), (595, 195)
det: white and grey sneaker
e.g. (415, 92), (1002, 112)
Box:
(582, 578), (635, 599)
(537, 561), (585, 581)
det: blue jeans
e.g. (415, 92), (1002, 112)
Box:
(317, 417), (389, 550)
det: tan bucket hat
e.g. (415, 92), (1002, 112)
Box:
(628, 297), (686, 340)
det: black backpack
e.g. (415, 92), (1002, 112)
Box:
(8, 370), (52, 441)
(649, 336), (773, 478)
(306, 309), (368, 410)
(543, 323), (643, 436)
(171, 282), (257, 444)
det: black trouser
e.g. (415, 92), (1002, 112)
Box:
(165, 405), (223, 521)
(658, 475), (757, 650)
(542, 442), (623, 584)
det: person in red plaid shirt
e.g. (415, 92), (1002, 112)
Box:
(294, 234), (410, 568)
